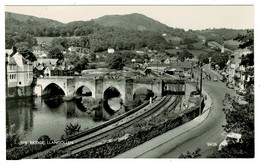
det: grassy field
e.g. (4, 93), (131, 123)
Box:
(164, 35), (183, 45)
(224, 39), (241, 50)
(192, 42), (207, 50)
(35, 36), (81, 46)
(35, 37), (55, 45)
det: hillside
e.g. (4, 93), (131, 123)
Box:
(94, 13), (171, 33)
(5, 12), (64, 27)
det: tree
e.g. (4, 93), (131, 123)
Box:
(198, 54), (209, 64)
(210, 52), (229, 69)
(106, 54), (125, 70)
(89, 53), (97, 62)
(177, 50), (194, 62)
(48, 46), (64, 60)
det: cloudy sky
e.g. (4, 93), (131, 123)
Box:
(5, 5), (254, 30)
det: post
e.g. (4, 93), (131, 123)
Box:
(199, 63), (203, 115)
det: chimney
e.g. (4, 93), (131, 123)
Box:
(10, 46), (17, 57)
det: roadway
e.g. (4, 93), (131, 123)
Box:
(160, 80), (236, 158)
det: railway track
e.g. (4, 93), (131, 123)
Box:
(58, 94), (181, 157)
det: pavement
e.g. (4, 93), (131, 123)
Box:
(115, 88), (213, 158)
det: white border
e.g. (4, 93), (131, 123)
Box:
(1, 1), (259, 165)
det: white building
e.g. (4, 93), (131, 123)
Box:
(107, 48), (115, 54)
(6, 50), (33, 90)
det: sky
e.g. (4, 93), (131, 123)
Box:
(5, 5), (254, 30)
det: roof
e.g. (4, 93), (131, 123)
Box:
(170, 61), (192, 69)
(5, 49), (13, 55)
(36, 65), (45, 70)
(8, 56), (17, 65)
(44, 64), (55, 70)
(37, 58), (58, 65)
(12, 52), (31, 68)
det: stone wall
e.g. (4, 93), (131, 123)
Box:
(7, 86), (33, 98)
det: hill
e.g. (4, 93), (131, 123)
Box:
(5, 12), (64, 28)
(94, 13), (172, 33)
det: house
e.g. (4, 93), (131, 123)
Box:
(163, 58), (171, 64)
(36, 58), (58, 66)
(39, 52), (47, 58)
(6, 48), (33, 97)
(225, 47), (254, 91)
(68, 46), (78, 52)
(165, 61), (193, 78)
(107, 48), (115, 54)
(136, 50), (144, 54)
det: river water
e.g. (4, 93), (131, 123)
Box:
(6, 97), (105, 141)
(6, 91), (148, 142)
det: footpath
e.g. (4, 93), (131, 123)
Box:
(115, 88), (213, 158)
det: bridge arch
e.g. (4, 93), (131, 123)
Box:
(75, 85), (93, 96)
(103, 86), (121, 100)
(133, 87), (154, 105)
(42, 83), (65, 97)
(35, 77), (68, 96)
(103, 86), (123, 114)
(75, 81), (96, 98)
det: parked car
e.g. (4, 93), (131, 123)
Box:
(218, 132), (242, 151)
(219, 76), (226, 82)
(236, 89), (246, 96)
(227, 83), (234, 89)
(213, 77), (218, 82)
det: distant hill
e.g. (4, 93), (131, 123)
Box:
(5, 12), (64, 27)
(94, 13), (172, 33)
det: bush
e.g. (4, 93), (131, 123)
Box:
(179, 148), (201, 158)
(38, 135), (51, 144)
(6, 143), (53, 160)
(64, 123), (81, 136)
(6, 134), (20, 149)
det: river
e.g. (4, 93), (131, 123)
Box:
(6, 97), (105, 141)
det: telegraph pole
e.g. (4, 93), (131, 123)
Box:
(199, 62), (203, 115)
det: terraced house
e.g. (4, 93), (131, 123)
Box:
(6, 48), (33, 97)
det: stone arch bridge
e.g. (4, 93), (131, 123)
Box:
(34, 76), (185, 103)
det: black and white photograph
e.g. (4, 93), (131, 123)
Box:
(3, 2), (256, 161)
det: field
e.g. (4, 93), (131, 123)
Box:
(35, 37), (55, 45)
(35, 36), (81, 46)
(192, 42), (207, 50)
(164, 35), (183, 45)
(224, 39), (241, 50)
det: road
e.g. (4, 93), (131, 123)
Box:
(159, 80), (236, 158)
(203, 64), (223, 79)
(157, 63), (237, 158)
